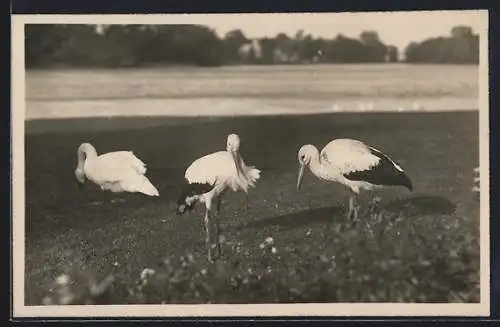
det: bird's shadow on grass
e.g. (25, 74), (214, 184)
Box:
(238, 195), (455, 232)
(382, 195), (456, 216)
(237, 206), (345, 232)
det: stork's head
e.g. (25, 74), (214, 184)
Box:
(226, 133), (241, 152)
(227, 133), (246, 177)
(297, 144), (316, 166)
(296, 144), (317, 191)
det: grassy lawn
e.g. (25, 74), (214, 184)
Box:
(24, 111), (480, 304)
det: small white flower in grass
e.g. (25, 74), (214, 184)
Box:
(265, 236), (274, 245)
(259, 243), (265, 249)
(200, 268), (207, 276)
(140, 268), (156, 281)
(55, 274), (70, 286)
(306, 229), (312, 236)
(271, 247), (278, 254)
(113, 261), (119, 267)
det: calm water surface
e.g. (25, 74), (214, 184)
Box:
(25, 64), (479, 119)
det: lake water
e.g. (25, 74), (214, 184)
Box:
(24, 64), (479, 120)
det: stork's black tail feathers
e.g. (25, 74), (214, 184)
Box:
(399, 172), (413, 192)
(175, 181), (215, 215)
(343, 147), (414, 191)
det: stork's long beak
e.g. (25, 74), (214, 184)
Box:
(230, 149), (245, 177)
(297, 163), (305, 191)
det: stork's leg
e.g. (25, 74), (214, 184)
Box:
(347, 194), (355, 220)
(216, 196), (222, 215)
(368, 196), (382, 216)
(347, 192), (360, 221)
(353, 195), (360, 221)
(214, 196), (222, 258)
(203, 206), (214, 263)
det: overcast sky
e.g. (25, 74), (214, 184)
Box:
(160, 10), (486, 51)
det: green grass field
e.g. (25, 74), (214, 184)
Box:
(24, 111), (480, 305)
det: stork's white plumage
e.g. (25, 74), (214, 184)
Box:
(74, 143), (160, 197)
(176, 134), (260, 262)
(296, 138), (413, 220)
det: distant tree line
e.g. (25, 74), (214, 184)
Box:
(25, 24), (479, 69)
(405, 25), (479, 64)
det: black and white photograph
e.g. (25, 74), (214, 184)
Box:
(12, 10), (489, 317)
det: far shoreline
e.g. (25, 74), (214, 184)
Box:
(24, 110), (479, 135)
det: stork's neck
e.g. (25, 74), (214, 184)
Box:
(308, 150), (333, 181)
(77, 143), (98, 169)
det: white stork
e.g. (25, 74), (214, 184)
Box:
(296, 138), (413, 220)
(74, 143), (160, 197)
(175, 134), (260, 262)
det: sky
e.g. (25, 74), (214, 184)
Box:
(158, 10), (487, 51)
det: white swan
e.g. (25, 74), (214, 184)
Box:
(74, 143), (160, 197)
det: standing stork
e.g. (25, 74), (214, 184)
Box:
(296, 138), (413, 220)
(74, 143), (160, 197)
(176, 134), (260, 262)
